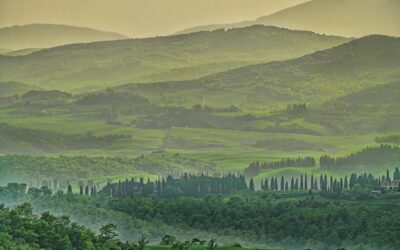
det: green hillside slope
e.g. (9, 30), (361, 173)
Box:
(307, 81), (400, 134)
(0, 25), (349, 92)
(0, 23), (128, 50)
(116, 35), (400, 109)
(177, 0), (400, 38)
(4, 48), (42, 56)
(0, 81), (35, 98)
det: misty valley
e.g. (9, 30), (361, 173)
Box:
(1, 0), (400, 249)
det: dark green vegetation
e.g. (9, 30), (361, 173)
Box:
(0, 25), (349, 91)
(177, 0), (400, 38)
(100, 174), (248, 198)
(0, 23), (128, 50)
(0, 197), (268, 250)
(0, 201), (140, 249)
(320, 145), (400, 169)
(1, 174), (399, 250)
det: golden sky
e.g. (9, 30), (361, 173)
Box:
(0, 0), (309, 37)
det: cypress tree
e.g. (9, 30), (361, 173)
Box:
(291, 178), (295, 191)
(311, 175), (314, 189)
(300, 175), (304, 190)
(249, 178), (255, 192)
(394, 168), (400, 180)
(304, 173), (308, 190)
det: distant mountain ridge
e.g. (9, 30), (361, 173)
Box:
(177, 0), (400, 37)
(0, 23), (128, 50)
(0, 25), (350, 91)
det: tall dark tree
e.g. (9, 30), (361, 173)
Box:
(290, 178), (295, 191)
(249, 178), (255, 192)
(304, 173), (308, 190)
(300, 175), (304, 190)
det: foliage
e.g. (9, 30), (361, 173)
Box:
(99, 174), (248, 198)
(320, 144), (400, 169)
(0, 202), (138, 249)
(0, 152), (217, 184)
(244, 157), (316, 177)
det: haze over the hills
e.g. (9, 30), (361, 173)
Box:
(0, 24), (128, 50)
(178, 0), (400, 37)
(0, 0), (308, 38)
(0, 25), (349, 92)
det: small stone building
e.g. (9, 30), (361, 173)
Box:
(382, 180), (400, 191)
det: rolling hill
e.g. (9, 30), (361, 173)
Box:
(4, 48), (42, 56)
(177, 0), (400, 38)
(306, 81), (400, 134)
(0, 48), (11, 54)
(0, 25), (349, 92)
(0, 23), (128, 50)
(0, 81), (35, 98)
(115, 35), (400, 109)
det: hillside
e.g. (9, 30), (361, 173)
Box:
(306, 81), (400, 134)
(0, 48), (11, 54)
(0, 23), (128, 50)
(0, 25), (349, 91)
(177, 0), (400, 38)
(0, 81), (35, 98)
(115, 35), (400, 109)
(4, 48), (42, 56)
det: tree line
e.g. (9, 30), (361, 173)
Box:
(260, 168), (400, 193)
(99, 174), (248, 198)
(320, 144), (400, 168)
(245, 145), (400, 177)
(244, 157), (316, 177)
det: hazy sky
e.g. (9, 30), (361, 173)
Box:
(0, 0), (309, 37)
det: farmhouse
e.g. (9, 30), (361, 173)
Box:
(382, 180), (400, 191)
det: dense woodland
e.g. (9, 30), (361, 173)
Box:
(245, 145), (400, 177)
(320, 145), (400, 168)
(99, 174), (248, 198)
(0, 201), (145, 249)
(260, 169), (400, 193)
(98, 169), (399, 199)
(1, 180), (400, 250)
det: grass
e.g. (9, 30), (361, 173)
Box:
(0, 104), (387, 182)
